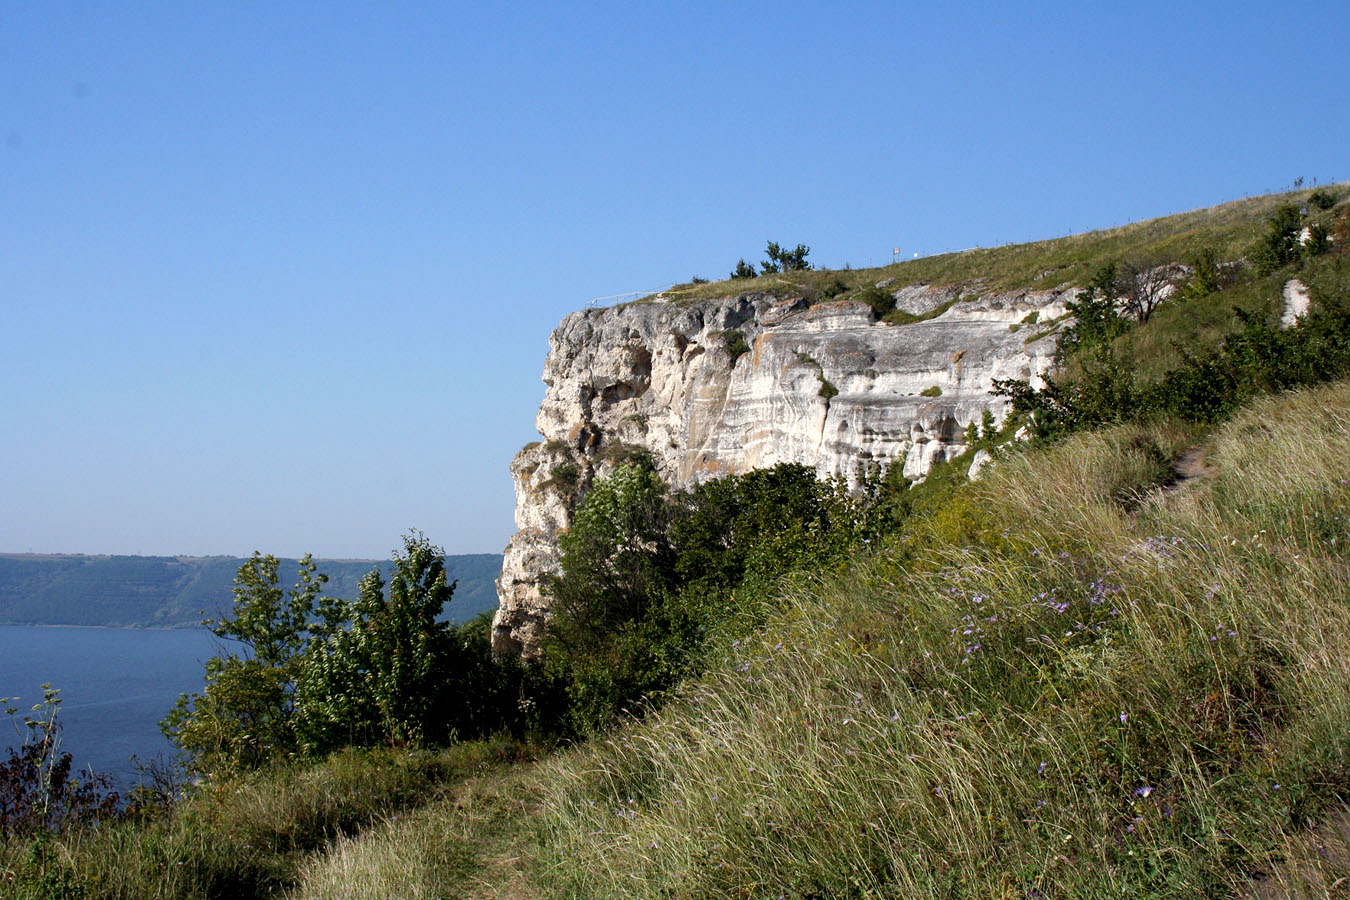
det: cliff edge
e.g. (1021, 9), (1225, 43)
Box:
(493, 283), (1071, 656)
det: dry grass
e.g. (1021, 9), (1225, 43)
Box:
(655, 186), (1348, 306)
(288, 763), (546, 900)
(525, 381), (1350, 899)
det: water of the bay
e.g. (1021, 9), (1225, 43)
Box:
(0, 625), (231, 788)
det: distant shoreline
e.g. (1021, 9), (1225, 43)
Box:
(0, 552), (503, 630)
(0, 621), (207, 631)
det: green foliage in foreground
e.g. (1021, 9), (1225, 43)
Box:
(0, 738), (533, 900)
(532, 383), (1350, 899)
(996, 196), (1350, 438)
(65, 379), (1349, 900)
(12, 375), (1350, 900)
(163, 534), (521, 774)
(541, 460), (889, 736)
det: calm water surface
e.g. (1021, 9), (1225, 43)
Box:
(0, 625), (231, 787)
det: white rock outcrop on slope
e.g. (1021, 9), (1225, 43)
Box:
(493, 285), (1072, 657)
(1281, 278), (1311, 329)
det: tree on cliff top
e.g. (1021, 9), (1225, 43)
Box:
(760, 241), (811, 274)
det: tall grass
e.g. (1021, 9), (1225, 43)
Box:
(7, 398), (1347, 900)
(29, 383), (1342, 899)
(289, 762), (544, 900)
(0, 738), (528, 900)
(530, 382), (1350, 899)
(660, 186), (1347, 305)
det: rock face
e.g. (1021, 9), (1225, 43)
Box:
(493, 284), (1073, 657)
(1281, 278), (1311, 328)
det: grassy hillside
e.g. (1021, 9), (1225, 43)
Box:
(528, 386), (1350, 897)
(5, 189), (1348, 899)
(24, 380), (1346, 899)
(0, 553), (502, 627)
(655, 184), (1346, 305)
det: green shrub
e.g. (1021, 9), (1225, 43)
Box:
(540, 460), (679, 734)
(999, 259), (1350, 432)
(541, 461), (882, 734)
(1306, 222), (1331, 256)
(919, 385), (942, 397)
(1055, 262), (1131, 363)
(722, 329), (750, 364)
(810, 276), (850, 304)
(544, 461), (580, 494)
(1309, 188), (1339, 210)
(1250, 204), (1304, 274)
(166, 538), (525, 773)
(1181, 247), (1222, 299)
(162, 553), (329, 771)
(857, 285), (896, 318)
(730, 259), (758, 280)
(293, 535), (468, 752)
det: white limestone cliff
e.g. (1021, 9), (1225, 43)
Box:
(493, 284), (1072, 657)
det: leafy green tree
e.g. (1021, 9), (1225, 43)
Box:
(544, 461), (676, 650)
(162, 553), (328, 771)
(160, 655), (292, 771)
(541, 460), (682, 732)
(542, 460), (879, 733)
(761, 241), (811, 274)
(1055, 262), (1130, 364)
(205, 552), (330, 666)
(294, 532), (458, 752)
(671, 464), (858, 601)
(1181, 248), (1222, 300)
(167, 538), (521, 768)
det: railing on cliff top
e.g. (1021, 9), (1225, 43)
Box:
(587, 284), (688, 309)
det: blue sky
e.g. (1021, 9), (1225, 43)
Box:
(3, 2), (1347, 559)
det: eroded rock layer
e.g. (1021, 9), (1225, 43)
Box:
(493, 285), (1070, 656)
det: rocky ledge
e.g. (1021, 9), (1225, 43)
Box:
(493, 283), (1071, 657)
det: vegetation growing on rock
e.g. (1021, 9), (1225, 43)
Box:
(5, 186), (1350, 899)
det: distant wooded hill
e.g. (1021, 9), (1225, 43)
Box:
(0, 553), (502, 628)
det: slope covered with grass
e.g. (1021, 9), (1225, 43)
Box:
(659, 185), (1346, 305)
(6, 187), (1349, 900)
(240, 381), (1350, 900)
(529, 382), (1350, 898)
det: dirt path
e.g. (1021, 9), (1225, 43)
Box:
(1159, 446), (1216, 497)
